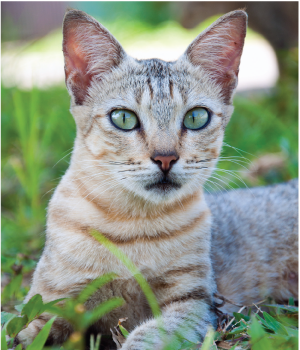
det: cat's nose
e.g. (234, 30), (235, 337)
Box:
(151, 153), (179, 173)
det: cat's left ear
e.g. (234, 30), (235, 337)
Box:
(63, 9), (126, 105)
(183, 10), (247, 104)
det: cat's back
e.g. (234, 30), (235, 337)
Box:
(207, 179), (298, 244)
(206, 179), (298, 311)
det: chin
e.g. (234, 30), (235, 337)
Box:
(138, 179), (184, 204)
(145, 180), (182, 192)
(127, 177), (199, 205)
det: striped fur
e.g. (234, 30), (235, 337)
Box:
(16, 9), (297, 350)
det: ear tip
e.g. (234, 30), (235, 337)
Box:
(64, 8), (87, 16)
(228, 10), (248, 23)
(63, 8), (92, 26)
(218, 10), (248, 34)
(233, 9), (248, 17)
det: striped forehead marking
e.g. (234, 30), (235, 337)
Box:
(142, 59), (174, 100)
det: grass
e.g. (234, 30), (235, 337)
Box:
(1, 45), (298, 349)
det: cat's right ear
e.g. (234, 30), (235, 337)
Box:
(63, 9), (126, 105)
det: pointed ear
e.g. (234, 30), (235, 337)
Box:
(63, 9), (126, 105)
(184, 10), (247, 104)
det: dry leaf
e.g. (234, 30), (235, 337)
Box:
(217, 341), (234, 349)
(110, 327), (126, 349)
(111, 317), (129, 349)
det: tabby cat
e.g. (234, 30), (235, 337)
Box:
(16, 9), (298, 349)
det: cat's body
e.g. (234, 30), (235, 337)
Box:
(16, 9), (298, 349)
(207, 179), (298, 313)
(19, 150), (215, 346)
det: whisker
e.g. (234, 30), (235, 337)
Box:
(204, 178), (229, 194)
(211, 172), (242, 189)
(118, 168), (147, 173)
(208, 174), (236, 192)
(218, 158), (251, 166)
(222, 142), (254, 157)
(52, 144), (87, 168)
(74, 176), (119, 197)
(86, 179), (120, 201)
(52, 150), (73, 168)
(218, 159), (250, 170)
(214, 168), (249, 189)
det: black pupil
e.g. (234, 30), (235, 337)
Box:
(192, 111), (195, 123)
(122, 113), (126, 124)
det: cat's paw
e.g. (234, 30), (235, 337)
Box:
(6, 334), (23, 350)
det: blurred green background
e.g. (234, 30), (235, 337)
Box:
(1, 2), (298, 309)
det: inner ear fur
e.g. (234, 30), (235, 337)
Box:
(185, 10), (247, 104)
(63, 9), (126, 105)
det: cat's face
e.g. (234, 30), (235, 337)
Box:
(63, 10), (247, 205)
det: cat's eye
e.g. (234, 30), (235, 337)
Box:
(183, 107), (210, 130)
(110, 109), (139, 130)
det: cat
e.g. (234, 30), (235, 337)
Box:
(15, 9), (298, 349)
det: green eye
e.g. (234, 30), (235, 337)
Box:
(111, 109), (139, 130)
(183, 107), (210, 130)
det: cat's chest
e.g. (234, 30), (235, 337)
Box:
(47, 181), (211, 282)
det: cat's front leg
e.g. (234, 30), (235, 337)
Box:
(121, 299), (216, 350)
(15, 314), (73, 347)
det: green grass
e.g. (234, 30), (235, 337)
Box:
(1, 46), (298, 350)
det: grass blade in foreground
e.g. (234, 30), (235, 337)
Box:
(1, 329), (8, 350)
(91, 231), (161, 318)
(26, 317), (56, 350)
(201, 327), (215, 350)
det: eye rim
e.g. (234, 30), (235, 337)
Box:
(109, 108), (140, 131)
(183, 106), (211, 131)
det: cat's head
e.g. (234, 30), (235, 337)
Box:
(62, 10), (247, 206)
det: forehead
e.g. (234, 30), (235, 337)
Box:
(140, 59), (179, 98)
(91, 57), (223, 125)
(135, 59), (184, 127)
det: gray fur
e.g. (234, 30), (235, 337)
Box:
(207, 179), (298, 312)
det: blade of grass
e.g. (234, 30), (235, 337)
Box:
(83, 298), (124, 328)
(26, 317), (56, 350)
(201, 327), (215, 350)
(91, 231), (161, 318)
(77, 273), (118, 304)
(249, 316), (273, 350)
(12, 91), (27, 159)
(1, 329), (8, 350)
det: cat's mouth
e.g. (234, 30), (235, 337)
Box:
(145, 177), (181, 192)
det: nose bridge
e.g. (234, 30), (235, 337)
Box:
(148, 128), (180, 174)
(148, 127), (178, 155)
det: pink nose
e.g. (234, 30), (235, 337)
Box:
(152, 154), (179, 172)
